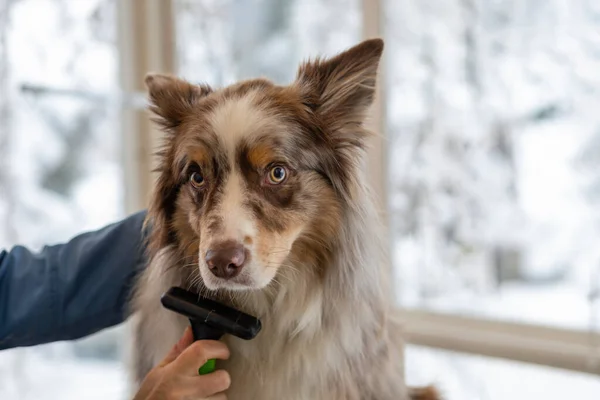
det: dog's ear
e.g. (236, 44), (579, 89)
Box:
(296, 38), (383, 134)
(145, 73), (212, 131)
(144, 73), (211, 251)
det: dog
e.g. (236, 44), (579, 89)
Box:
(131, 38), (438, 400)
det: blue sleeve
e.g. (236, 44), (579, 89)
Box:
(0, 211), (148, 350)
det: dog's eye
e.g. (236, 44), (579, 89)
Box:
(268, 166), (287, 184)
(189, 171), (205, 188)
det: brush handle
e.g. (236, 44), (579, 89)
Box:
(189, 319), (224, 375)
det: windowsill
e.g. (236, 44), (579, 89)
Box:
(397, 308), (600, 376)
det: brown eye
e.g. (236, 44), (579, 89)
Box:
(268, 166), (287, 184)
(189, 171), (205, 188)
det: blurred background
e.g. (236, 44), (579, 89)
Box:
(1, 0), (599, 399)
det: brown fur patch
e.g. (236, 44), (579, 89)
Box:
(247, 144), (275, 168)
(410, 386), (442, 400)
(186, 147), (210, 168)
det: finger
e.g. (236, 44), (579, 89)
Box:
(181, 370), (231, 397)
(197, 370), (231, 397)
(174, 340), (230, 374)
(159, 326), (194, 367)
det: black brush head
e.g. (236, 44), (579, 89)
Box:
(160, 286), (262, 340)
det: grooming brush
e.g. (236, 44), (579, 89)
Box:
(161, 286), (262, 375)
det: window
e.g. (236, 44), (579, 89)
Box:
(384, 0), (600, 392)
(386, 0), (600, 331)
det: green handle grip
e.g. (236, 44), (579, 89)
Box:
(198, 359), (216, 375)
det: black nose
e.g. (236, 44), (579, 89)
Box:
(205, 242), (247, 279)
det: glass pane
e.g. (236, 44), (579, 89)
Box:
(406, 345), (600, 400)
(176, 0), (361, 86)
(386, 0), (600, 331)
(0, 0), (127, 399)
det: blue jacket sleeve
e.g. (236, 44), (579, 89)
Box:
(0, 211), (148, 350)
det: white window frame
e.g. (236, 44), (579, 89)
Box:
(118, 0), (600, 380)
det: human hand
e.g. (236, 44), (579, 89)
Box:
(133, 327), (231, 400)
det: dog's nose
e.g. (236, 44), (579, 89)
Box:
(205, 243), (246, 279)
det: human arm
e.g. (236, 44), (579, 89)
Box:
(0, 211), (148, 350)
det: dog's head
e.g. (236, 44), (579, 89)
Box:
(145, 39), (383, 292)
